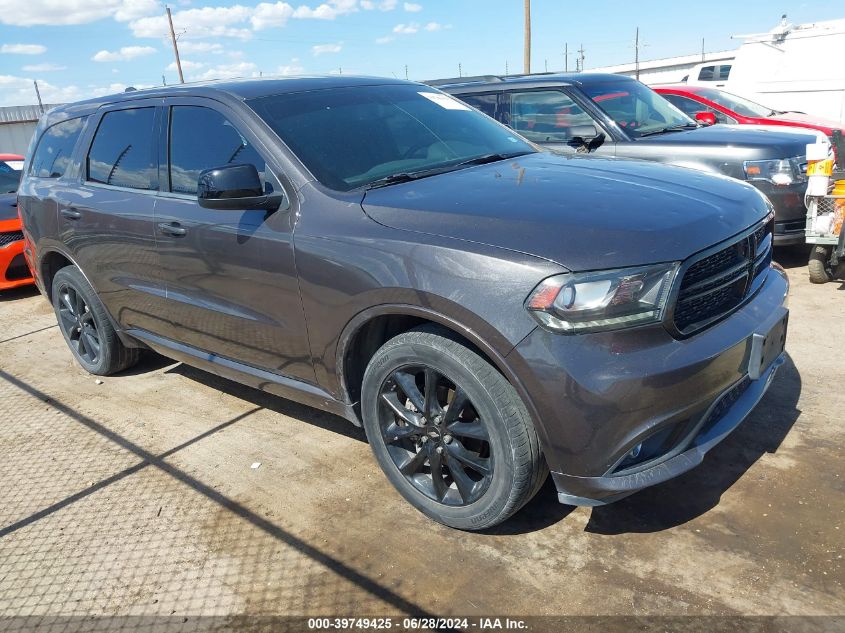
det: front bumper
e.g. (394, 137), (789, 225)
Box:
(750, 181), (806, 245)
(506, 266), (789, 505)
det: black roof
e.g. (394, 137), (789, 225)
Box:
(426, 72), (634, 90)
(43, 75), (413, 122)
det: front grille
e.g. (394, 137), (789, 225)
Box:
(672, 218), (773, 336)
(0, 230), (23, 247)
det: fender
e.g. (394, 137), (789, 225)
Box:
(334, 303), (550, 451)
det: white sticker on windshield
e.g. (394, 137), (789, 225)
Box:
(418, 91), (471, 111)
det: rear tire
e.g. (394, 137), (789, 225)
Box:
(361, 325), (546, 530)
(51, 266), (139, 376)
(808, 246), (833, 284)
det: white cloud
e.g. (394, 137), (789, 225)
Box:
(22, 63), (66, 72)
(178, 41), (223, 54)
(292, 0), (358, 20)
(251, 1), (293, 29)
(375, 35), (394, 44)
(0, 74), (152, 106)
(276, 58), (304, 75)
(190, 61), (258, 81)
(0, 0), (159, 26)
(312, 42), (342, 55)
(403, 2), (421, 11)
(1, 44), (47, 55)
(130, 5), (254, 39)
(361, 0), (396, 9)
(423, 21), (446, 31)
(92, 46), (157, 62)
(166, 60), (204, 71)
(392, 22), (418, 34)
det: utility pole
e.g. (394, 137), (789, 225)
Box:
(564, 43), (569, 72)
(405, 64), (408, 80)
(33, 80), (44, 113)
(505, 60), (509, 75)
(166, 6), (184, 84)
(578, 43), (585, 72)
(701, 37), (705, 61)
(162, 74), (166, 86)
(544, 58), (548, 72)
(634, 27), (640, 80)
(458, 62), (462, 77)
(523, 0), (531, 74)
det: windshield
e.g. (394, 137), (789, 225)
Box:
(247, 84), (536, 191)
(581, 80), (695, 138)
(692, 88), (774, 118)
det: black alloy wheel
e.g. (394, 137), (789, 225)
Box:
(378, 365), (493, 506)
(56, 282), (101, 365)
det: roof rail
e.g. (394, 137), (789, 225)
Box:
(425, 75), (504, 87)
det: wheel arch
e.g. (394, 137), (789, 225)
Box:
(336, 304), (542, 433)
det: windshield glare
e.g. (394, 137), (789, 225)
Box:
(247, 84), (535, 191)
(693, 88), (774, 118)
(581, 80), (694, 138)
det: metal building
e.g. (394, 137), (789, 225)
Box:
(0, 104), (63, 156)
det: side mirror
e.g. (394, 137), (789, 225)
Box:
(197, 164), (285, 212)
(694, 111), (717, 126)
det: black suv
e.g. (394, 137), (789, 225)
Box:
(433, 73), (817, 245)
(19, 77), (789, 530)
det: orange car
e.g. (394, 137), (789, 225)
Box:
(0, 153), (34, 290)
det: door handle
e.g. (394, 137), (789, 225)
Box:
(60, 208), (82, 220)
(158, 222), (187, 237)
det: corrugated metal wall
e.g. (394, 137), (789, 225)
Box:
(0, 104), (63, 155)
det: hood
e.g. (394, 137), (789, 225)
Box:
(639, 124), (817, 154)
(362, 152), (770, 271)
(0, 193), (18, 223)
(767, 113), (845, 135)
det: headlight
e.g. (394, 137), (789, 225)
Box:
(743, 156), (807, 186)
(525, 263), (679, 333)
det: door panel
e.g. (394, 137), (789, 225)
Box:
(57, 103), (169, 335)
(154, 100), (314, 383)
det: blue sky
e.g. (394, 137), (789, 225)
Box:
(0, 0), (843, 106)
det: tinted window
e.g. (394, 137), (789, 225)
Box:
(29, 117), (86, 179)
(87, 108), (156, 190)
(694, 88), (773, 118)
(168, 106), (266, 194)
(581, 80), (694, 137)
(717, 65), (731, 81)
(662, 94), (733, 124)
(697, 66), (715, 81)
(248, 85), (534, 192)
(460, 93), (498, 118)
(0, 171), (20, 194)
(510, 90), (597, 142)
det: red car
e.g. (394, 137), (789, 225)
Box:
(0, 153), (34, 290)
(655, 85), (845, 146)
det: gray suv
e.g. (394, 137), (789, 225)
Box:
(19, 77), (789, 530)
(433, 73), (817, 245)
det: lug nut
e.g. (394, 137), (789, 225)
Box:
(421, 436), (429, 443)
(443, 435), (453, 444)
(435, 446), (444, 454)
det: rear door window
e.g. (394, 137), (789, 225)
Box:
(459, 93), (498, 119)
(509, 90), (598, 142)
(167, 106), (266, 195)
(87, 108), (157, 190)
(29, 117), (87, 179)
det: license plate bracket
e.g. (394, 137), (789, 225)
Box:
(748, 313), (788, 380)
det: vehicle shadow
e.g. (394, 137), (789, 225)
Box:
(163, 360), (367, 443)
(772, 245), (809, 269)
(583, 353), (801, 535)
(0, 285), (40, 302)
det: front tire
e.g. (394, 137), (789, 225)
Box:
(808, 246), (833, 284)
(52, 266), (139, 376)
(361, 326), (546, 530)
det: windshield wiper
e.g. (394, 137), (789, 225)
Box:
(453, 151), (532, 167)
(637, 123), (698, 137)
(364, 152), (531, 190)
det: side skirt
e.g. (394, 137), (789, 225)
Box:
(126, 328), (361, 426)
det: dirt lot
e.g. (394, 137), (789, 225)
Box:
(0, 250), (842, 631)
